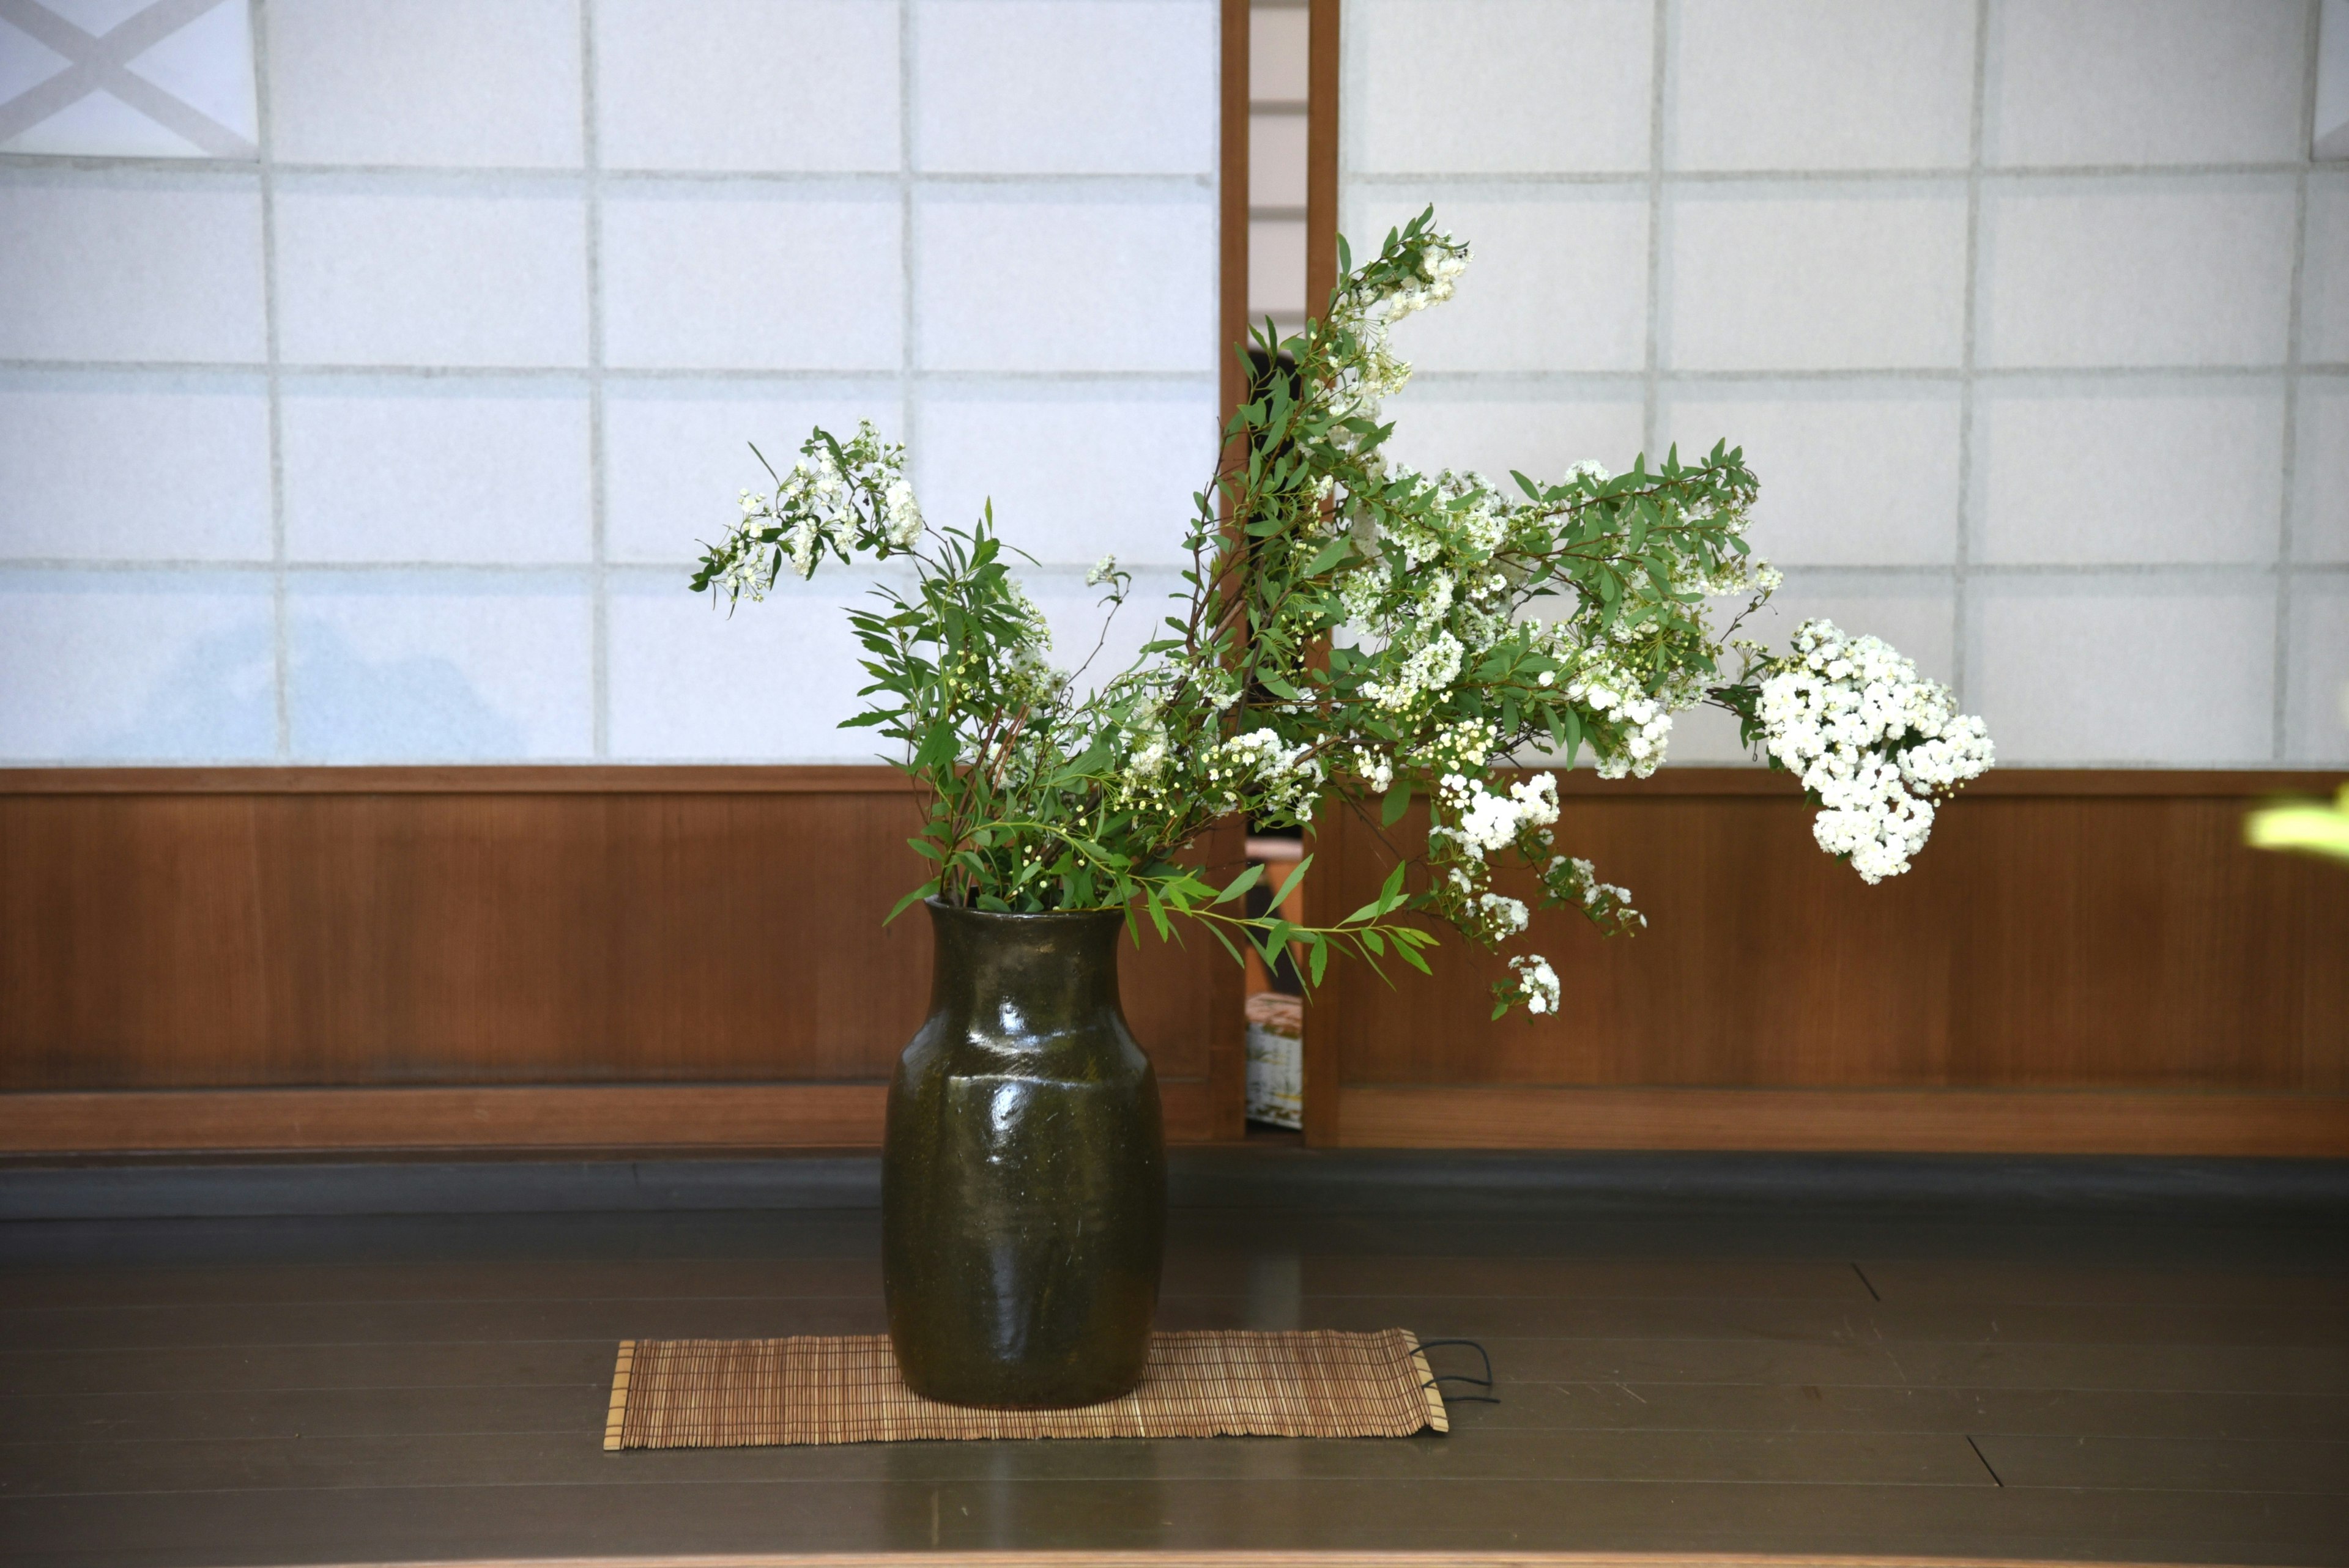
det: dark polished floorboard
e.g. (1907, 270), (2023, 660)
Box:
(2, 1192), (2345, 1566)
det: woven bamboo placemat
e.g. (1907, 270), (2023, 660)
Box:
(604, 1328), (1445, 1448)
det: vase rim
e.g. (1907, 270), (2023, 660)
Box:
(925, 896), (1127, 925)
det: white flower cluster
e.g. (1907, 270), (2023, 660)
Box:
(716, 495), (776, 602)
(779, 443), (856, 580)
(1204, 727), (1326, 819)
(881, 475), (922, 548)
(1476, 890), (1530, 937)
(1125, 726), (1169, 783)
(1423, 772), (1564, 943)
(1346, 743), (1395, 796)
(1436, 771), (1561, 856)
(1546, 854), (1640, 923)
(1509, 954), (1561, 1016)
(1322, 234), (1470, 437)
(1392, 243), (1471, 317)
(1757, 619), (1995, 883)
(1542, 632), (1675, 779)
(712, 420), (921, 597)
(1093, 694), (1181, 815)
(1405, 718), (1499, 780)
(1360, 630), (1464, 711)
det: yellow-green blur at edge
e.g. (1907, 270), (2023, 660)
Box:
(2245, 786), (2349, 864)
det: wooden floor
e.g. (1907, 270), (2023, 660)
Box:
(1, 1170), (2343, 1566)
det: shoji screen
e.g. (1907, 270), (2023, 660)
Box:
(1340, 0), (2345, 766)
(0, 0), (1222, 763)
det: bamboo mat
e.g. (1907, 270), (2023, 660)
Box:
(604, 1328), (1445, 1448)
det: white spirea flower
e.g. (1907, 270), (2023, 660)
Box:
(1086, 553), (1118, 587)
(1756, 619), (1994, 882)
(1203, 726), (1326, 818)
(1509, 954), (1561, 1015)
(1542, 854), (1642, 928)
(787, 511), (823, 579)
(1558, 642), (1675, 780)
(882, 476), (923, 547)
(705, 418), (929, 596)
(1435, 771), (1561, 859)
(1477, 890), (1529, 937)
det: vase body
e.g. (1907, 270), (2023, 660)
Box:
(882, 899), (1166, 1408)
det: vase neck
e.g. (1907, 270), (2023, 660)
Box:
(924, 900), (1127, 1045)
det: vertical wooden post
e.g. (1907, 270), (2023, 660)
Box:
(1210, 0), (1253, 1140)
(1203, 818), (1251, 1141)
(1301, 799), (1345, 1147)
(1220, 0), (1252, 424)
(1299, 0), (1345, 1145)
(1305, 0), (1341, 319)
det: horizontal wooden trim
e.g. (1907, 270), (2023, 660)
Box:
(0, 1085), (889, 1155)
(0, 766), (921, 796)
(0, 1079), (1225, 1155)
(6, 764), (2336, 800)
(343, 1555), (2207, 1568)
(1334, 1086), (2349, 1157)
(1548, 767), (2347, 799)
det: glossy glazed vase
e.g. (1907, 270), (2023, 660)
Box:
(881, 899), (1166, 1408)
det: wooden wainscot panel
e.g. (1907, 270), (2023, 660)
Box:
(0, 769), (1246, 1150)
(0, 1084), (889, 1155)
(1334, 1087), (2349, 1157)
(1307, 769), (2349, 1152)
(0, 1077), (1231, 1155)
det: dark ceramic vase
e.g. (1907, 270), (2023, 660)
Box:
(881, 898), (1166, 1408)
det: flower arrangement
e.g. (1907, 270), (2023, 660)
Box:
(692, 209), (1994, 1015)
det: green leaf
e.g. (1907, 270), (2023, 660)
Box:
(1269, 853), (1313, 913)
(1212, 862), (1264, 906)
(886, 879), (939, 923)
(1308, 936), (1329, 988)
(913, 721), (957, 771)
(1303, 538), (1352, 577)
(1344, 864), (1409, 926)
(1380, 778), (1412, 827)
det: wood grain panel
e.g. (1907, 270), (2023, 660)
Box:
(6, 767), (2340, 1155)
(1220, 0), (1250, 424)
(0, 775), (1245, 1147)
(2, 765), (2319, 797)
(0, 1555), (2245, 1568)
(0, 1076), (1229, 1155)
(1317, 778), (2348, 1093)
(0, 766), (924, 795)
(1307, 769), (2348, 1150)
(1333, 1087), (2349, 1156)
(1306, 0), (1339, 314)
